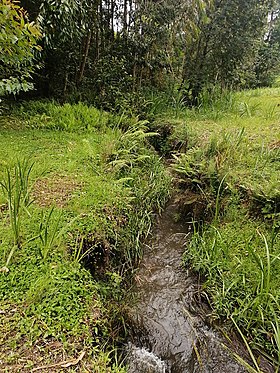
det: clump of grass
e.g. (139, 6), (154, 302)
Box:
(171, 127), (245, 205)
(196, 86), (237, 120)
(13, 101), (111, 131)
(0, 158), (34, 268)
(185, 209), (280, 366)
(37, 207), (64, 261)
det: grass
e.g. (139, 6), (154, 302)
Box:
(0, 101), (171, 371)
(1, 87), (279, 370)
(153, 87), (280, 369)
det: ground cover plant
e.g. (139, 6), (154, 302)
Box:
(159, 87), (280, 370)
(0, 102), (170, 371)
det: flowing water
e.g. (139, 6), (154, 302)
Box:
(127, 202), (248, 373)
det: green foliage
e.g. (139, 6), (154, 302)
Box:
(0, 0), (41, 96)
(253, 41), (280, 87)
(181, 0), (272, 102)
(257, 1), (280, 88)
(16, 0), (279, 107)
(109, 122), (157, 172)
(14, 100), (111, 131)
(38, 0), (90, 47)
(168, 87), (280, 366)
(172, 127), (245, 196)
(185, 213), (280, 365)
(0, 101), (170, 370)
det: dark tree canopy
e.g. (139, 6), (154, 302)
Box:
(6, 0), (280, 106)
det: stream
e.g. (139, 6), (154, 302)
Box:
(126, 201), (248, 373)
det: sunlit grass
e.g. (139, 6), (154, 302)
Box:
(0, 102), (170, 371)
(167, 87), (280, 368)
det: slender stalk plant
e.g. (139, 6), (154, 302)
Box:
(0, 158), (34, 267)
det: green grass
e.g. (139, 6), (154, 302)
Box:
(0, 101), (171, 371)
(1, 89), (278, 370)
(155, 87), (280, 369)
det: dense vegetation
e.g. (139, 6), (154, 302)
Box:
(0, 104), (170, 370)
(2, 0), (280, 106)
(167, 88), (280, 370)
(0, 0), (280, 371)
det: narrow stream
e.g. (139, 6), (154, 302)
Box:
(127, 201), (247, 373)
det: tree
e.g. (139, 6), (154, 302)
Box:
(181, 0), (271, 104)
(17, 0), (278, 107)
(0, 0), (41, 96)
(253, 0), (280, 87)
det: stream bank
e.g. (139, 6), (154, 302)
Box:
(126, 200), (270, 373)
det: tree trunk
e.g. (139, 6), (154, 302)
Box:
(76, 31), (92, 85)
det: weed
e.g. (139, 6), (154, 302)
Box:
(264, 104), (279, 120)
(37, 207), (63, 261)
(0, 100), (170, 370)
(109, 121), (158, 172)
(172, 93), (187, 118)
(0, 158), (34, 267)
(214, 174), (227, 224)
(169, 87), (280, 367)
(231, 316), (262, 373)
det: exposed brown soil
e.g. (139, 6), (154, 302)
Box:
(269, 140), (280, 149)
(0, 303), (99, 372)
(32, 175), (83, 208)
(173, 188), (213, 223)
(0, 340), (90, 372)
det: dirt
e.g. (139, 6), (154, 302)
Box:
(32, 175), (83, 208)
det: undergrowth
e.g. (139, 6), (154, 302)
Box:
(0, 102), (170, 371)
(160, 87), (280, 370)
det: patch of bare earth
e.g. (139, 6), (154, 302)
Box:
(0, 339), (91, 372)
(0, 304), (100, 372)
(269, 140), (280, 149)
(33, 176), (83, 208)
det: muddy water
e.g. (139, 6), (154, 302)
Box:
(127, 202), (246, 373)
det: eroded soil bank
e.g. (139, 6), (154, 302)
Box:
(126, 201), (273, 373)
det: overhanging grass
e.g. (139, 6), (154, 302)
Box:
(0, 102), (171, 371)
(185, 205), (280, 364)
(166, 87), (280, 367)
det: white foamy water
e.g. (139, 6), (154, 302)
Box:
(127, 343), (167, 373)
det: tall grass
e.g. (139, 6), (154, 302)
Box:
(13, 101), (111, 131)
(0, 158), (34, 267)
(197, 86), (237, 119)
(37, 207), (63, 261)
(185, 219), (280, 367)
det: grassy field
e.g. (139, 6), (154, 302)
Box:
(0, 102), (170, 372)
(0, 87), (279, 371)
(155, 87), (280, 370)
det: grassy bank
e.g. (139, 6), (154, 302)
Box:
(154, 87), (280, 370)
(1, 87), (279, 371)
(0, 102), (170, 371)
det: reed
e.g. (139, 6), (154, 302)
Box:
(0, 158), (34, 266)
